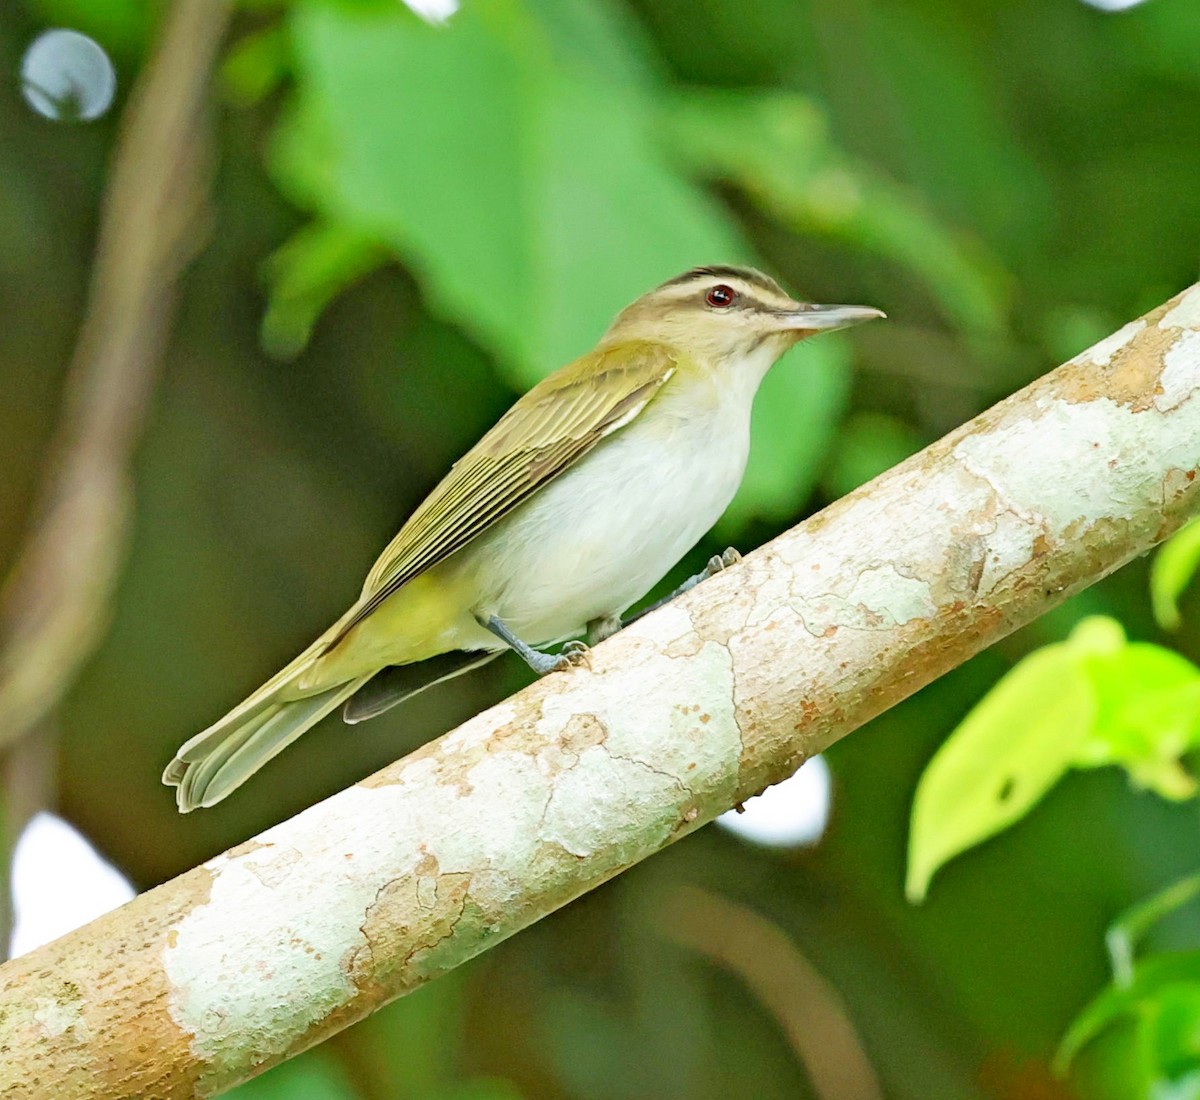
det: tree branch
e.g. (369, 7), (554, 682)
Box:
(2, 286), (1198, 1098)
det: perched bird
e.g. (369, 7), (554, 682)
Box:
(164, 266), (883, 811)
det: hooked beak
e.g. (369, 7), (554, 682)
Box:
(775, 303), (886, 333)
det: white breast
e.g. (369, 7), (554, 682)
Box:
(457, 367), (760, 645)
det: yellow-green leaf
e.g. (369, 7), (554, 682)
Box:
(906, 644), (1095, 902)
(1152, 519), (1200, 631)
(1056, 954), (1200, 1077)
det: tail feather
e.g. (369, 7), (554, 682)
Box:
(164, 599), (491, 811)
(172, 702), (285, 808)
(161, 689), (281, 788)
(164, 606), (372, 811)
(168, 678), (370, 812)
(343, 650), (498, 724)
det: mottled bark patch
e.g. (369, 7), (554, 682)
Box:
(0, 866), (215, 1099)
(664, 630), (705, 658)
(225, 837), (274, 860)
(1057, 291), (1189, 411)
(347, 870), (473, 998)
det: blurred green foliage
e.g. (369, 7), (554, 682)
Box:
(908, 544), (1200, 1097)
(1056, 874), (1200, 1096)
(1152, 518), (1200, 632)
(3, 0), (1200, 1097)
(910, 616), (1200, 903)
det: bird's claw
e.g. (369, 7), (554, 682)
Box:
(552, 639), (591, 672)
(702, 547), (742, 580)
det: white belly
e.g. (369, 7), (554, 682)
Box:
(454, 381), (752, 645)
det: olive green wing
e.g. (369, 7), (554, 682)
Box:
(327, 341), (679, 646)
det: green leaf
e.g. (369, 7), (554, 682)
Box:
(906, 643), (1095, 902)
(1075, 630), (1200, 741)
(1092, 682), (1200, 801)
(273, 0), (746, 384)
(260, 221), (389, 359)
(1057, 874), (1200, 1088)
(1075, 630), (1200, 799)
(1144, 986), (1200, 1091)
(1152, 520), (1200, 631)
(221, 25), (290, 109)
(1065, 613), (1129, 658)
(908, 618), (1200, 902)
(1056, 953), (1200, 1075)
(1108, 874), (1200, 987)
(520, 0), (658, 92)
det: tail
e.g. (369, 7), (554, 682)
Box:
(163, 620), (373, 811)
(164, 608), (497, 811)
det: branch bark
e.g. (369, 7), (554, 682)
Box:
(2, 286), (1199, 1098)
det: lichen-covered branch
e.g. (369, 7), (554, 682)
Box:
(1, 287), (1198, 1098)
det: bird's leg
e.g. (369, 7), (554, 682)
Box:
(482, 549), (741, 673)
(479, 615), (590, 675)
(583, 550), (740, 647)
(586, 613), (623, 645)
(622, 547), (742, 629)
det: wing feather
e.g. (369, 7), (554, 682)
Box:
(328, 342), (678, 646)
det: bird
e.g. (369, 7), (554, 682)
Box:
(163, 266), (884, 811)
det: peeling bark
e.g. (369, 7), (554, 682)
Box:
(1, 286), (1198, 1098)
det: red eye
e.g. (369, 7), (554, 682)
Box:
(705, 284), (737, 308)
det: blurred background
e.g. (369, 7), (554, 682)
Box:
(3, 0), (1200, 1097)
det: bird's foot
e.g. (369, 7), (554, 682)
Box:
(622, 546), (744, 629)
(523, 639), (590, 675)
(671, 546), (743, 598)
(554, 639), (592, 671)
(701, 546), (742, 581)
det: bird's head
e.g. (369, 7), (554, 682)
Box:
(601, 265), (884, 367)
